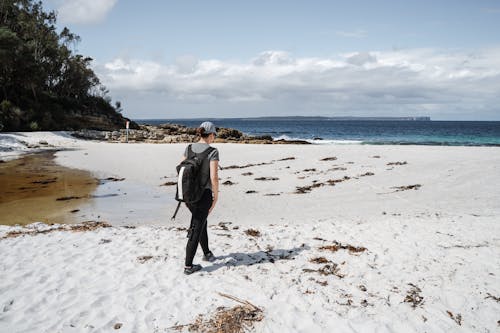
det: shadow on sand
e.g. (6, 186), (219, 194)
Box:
(203, 245), (309, 273)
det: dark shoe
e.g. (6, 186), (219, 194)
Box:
(184, 264), (202, 275)
(203, 251), (216, 262)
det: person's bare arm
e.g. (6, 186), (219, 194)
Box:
(209, 160), (219, 214)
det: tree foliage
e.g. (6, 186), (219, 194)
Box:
(0, 0), (131, 131)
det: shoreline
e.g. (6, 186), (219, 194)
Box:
(1, 133), (500, 226)
(1, 127), (500, 166)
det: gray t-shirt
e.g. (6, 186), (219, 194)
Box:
(184, 143), (219, 190)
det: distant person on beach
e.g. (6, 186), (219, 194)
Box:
(182, 122), (219, 275)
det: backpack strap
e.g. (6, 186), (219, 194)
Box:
(199, 147), (215, 160)
(171, 201), (182, 220)
(186, 144), (194, 158)
(186, 145), (215, 160)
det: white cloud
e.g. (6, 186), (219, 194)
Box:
(345, 52), (378, 66)
(54, 0), (117, 24)
(95, 48), (500, 119)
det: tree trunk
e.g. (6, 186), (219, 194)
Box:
(31, 83), (37, 102)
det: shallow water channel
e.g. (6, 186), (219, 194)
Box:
(0, 152), (98, 226)
(0, 151), (174, 226)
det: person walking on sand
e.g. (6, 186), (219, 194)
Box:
(182, 121), (219, 275)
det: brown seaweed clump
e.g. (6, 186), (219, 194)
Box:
(391, 184), (421, 192)
(404, 283), (424, 309)
(2, 221), (111, 239)
(254, 177), (279, 181)
(171, 293), (263, 333)
(319, 241), (367, 254)
(244, 229), (261, 237)
(309, 257), (330, 264)
(303, 263), (344, 278)
(387, 161), (407, 166)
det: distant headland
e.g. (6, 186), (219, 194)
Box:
(140, 116), (432, 122)
(235, 116), (432, 121)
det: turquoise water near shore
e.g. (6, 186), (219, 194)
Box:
(136, 119), (500, 146)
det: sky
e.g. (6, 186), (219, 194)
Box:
(44, 0), (500, 120)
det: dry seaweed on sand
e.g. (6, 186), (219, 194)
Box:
(223, 180), (237, 185)
(358, 172), (375, 177)
(276, 157), (295, 161)
(320, 156), (337, 161)
(378, 184), (422, 195)
(171, 293), (263, 333)
(326, 176), (351, 185)
(303, 263), (345, 278)
(391, 184), (421, 192)
(319, 240), (367, 254)
(387, 161), (408, 166)
(446, 311), (462, 326)
(160, 181), (177, 186)
(245, 190), (257, 194)
(485, 293), (500, 302)
(220, 162), (273, 170)
(310, 257), (330, 264)
(241, 172), (253, 176)
(214, 222), (232, 231)
(244, 229), (261, 237)
(404, 283), (424, 309)
(137, 255), (154, 264)
(327, 166), (347, 171)
(295, 182), (324, 194)
(257, 176), (279, 181)
(2, 221), (111, 239)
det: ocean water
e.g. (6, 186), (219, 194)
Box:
(135, 118), (500, 146)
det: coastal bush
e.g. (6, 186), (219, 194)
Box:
(0, 0), (135, 131)
(29, 121), (39, 131)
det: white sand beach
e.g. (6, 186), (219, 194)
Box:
(1, 132), (499, 332)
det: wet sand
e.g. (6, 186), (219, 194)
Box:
(0, 152), (98, 226)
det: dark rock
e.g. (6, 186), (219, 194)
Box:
(252, 135), (273, 141)
(217, 128), (243, 139)
(71, 123), (310, 144)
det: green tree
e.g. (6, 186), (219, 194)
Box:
(0, 0), (130, 131)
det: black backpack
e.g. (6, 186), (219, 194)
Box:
(172, 145), (214, 220)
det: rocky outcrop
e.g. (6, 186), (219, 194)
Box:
(72, 123), (310, 144)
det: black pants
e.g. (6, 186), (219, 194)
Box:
(185, 189), (213, 266)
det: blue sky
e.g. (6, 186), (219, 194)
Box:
(46, 0), (500, 120)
